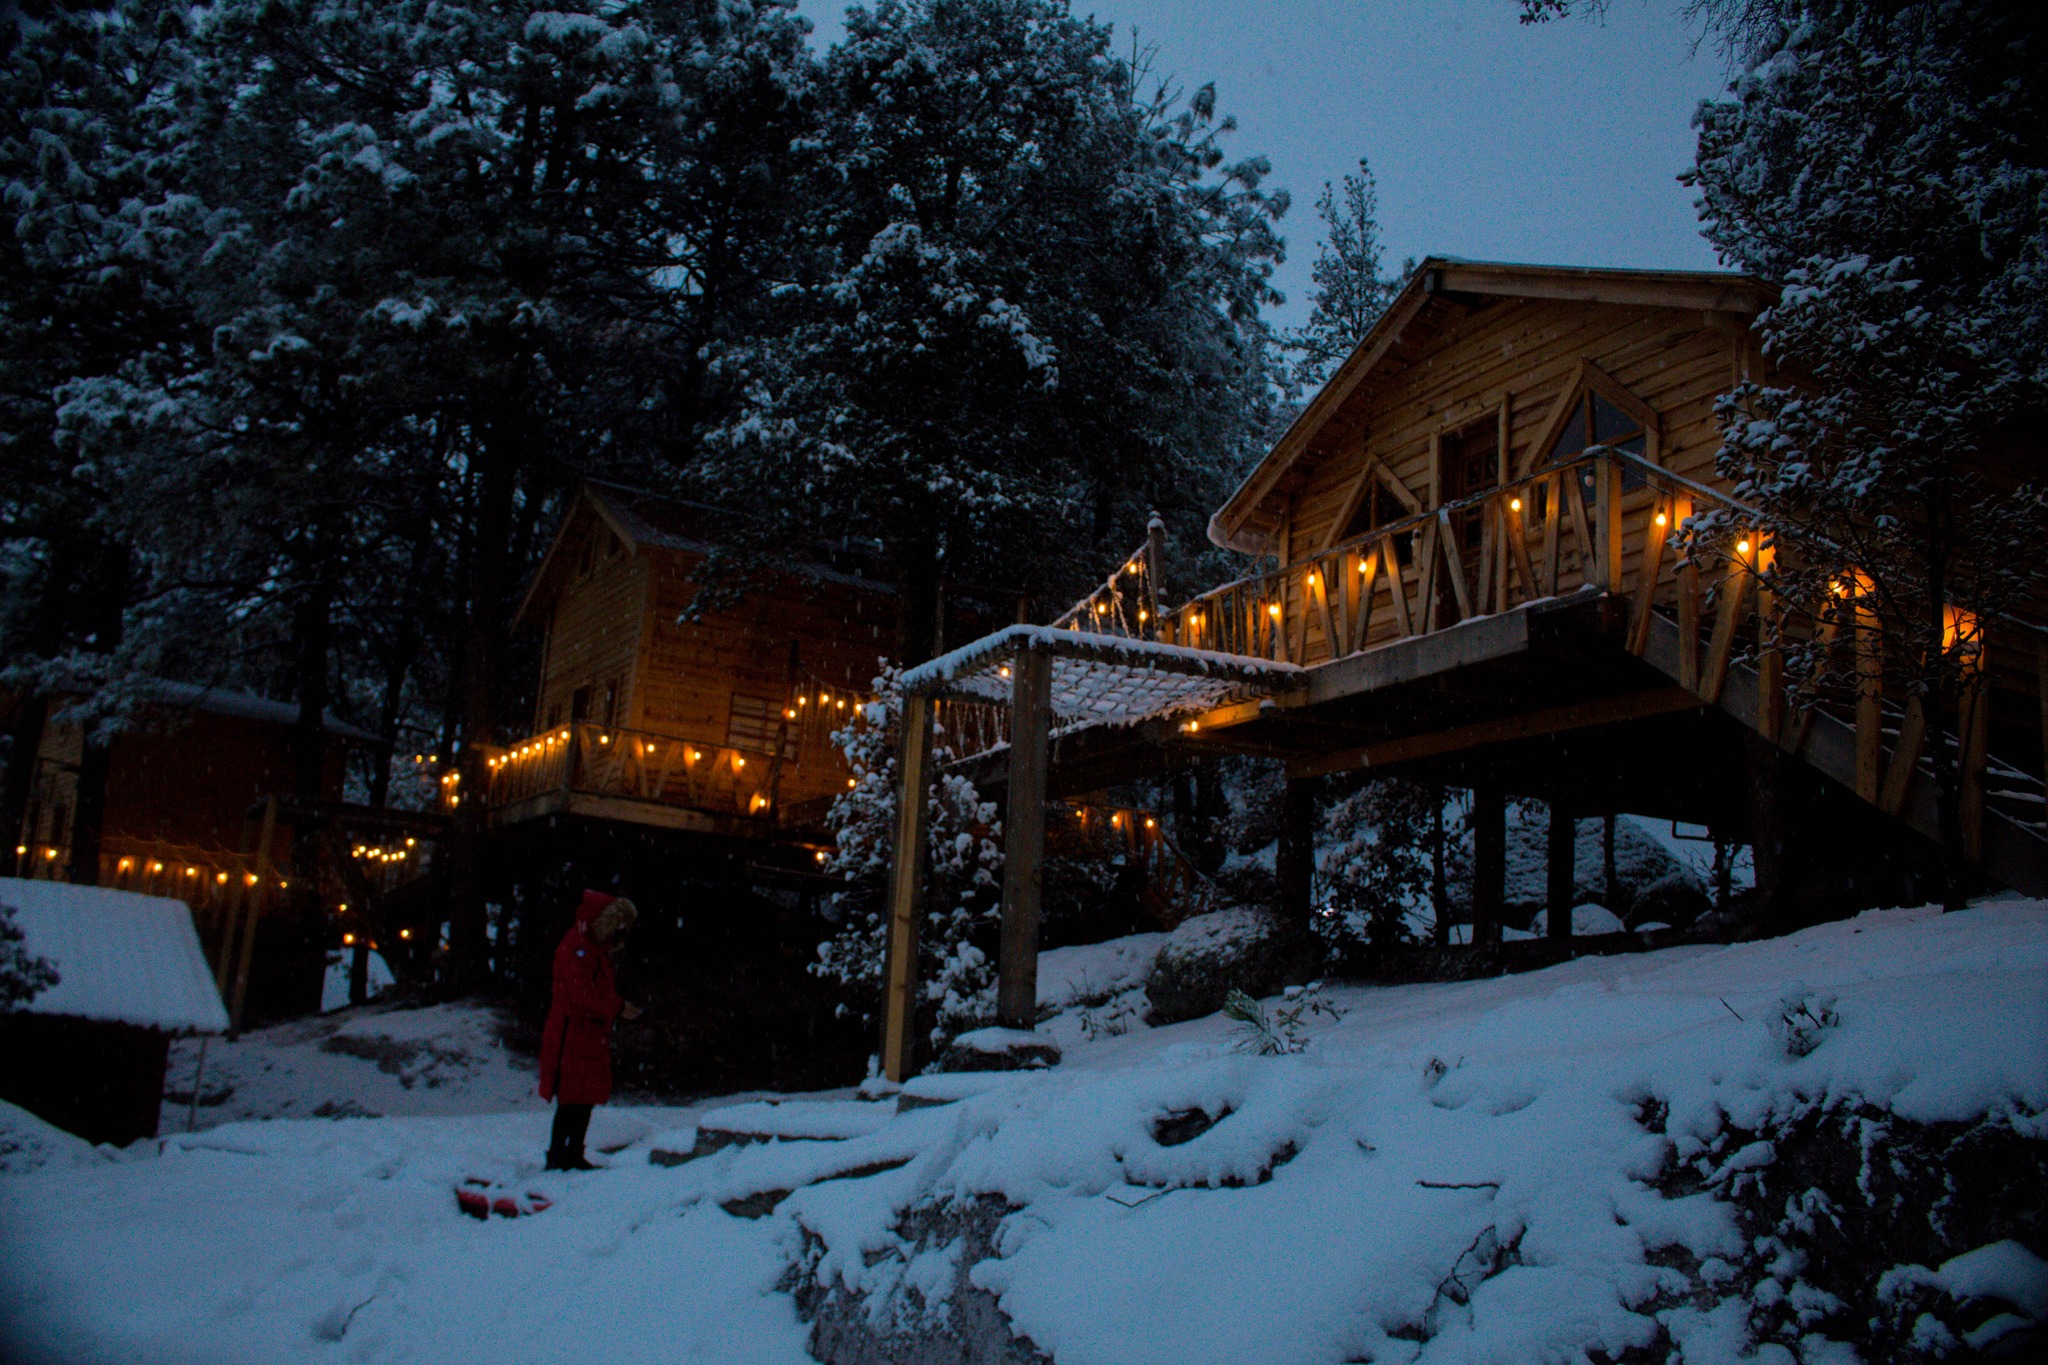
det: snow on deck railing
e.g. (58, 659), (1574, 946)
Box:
(898, 624), (1303, 697)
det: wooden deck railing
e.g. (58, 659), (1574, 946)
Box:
(1058, 448), (2048, 872)
(485, 719), (835, 822)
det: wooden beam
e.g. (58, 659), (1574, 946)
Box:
(1311, 562), (1339, 664)
(1627, 497), (1674, 655)
(1676, 558), (1701, 693)
(1562, 471), (1595, 579)
(1376, 461), (1425, 515)
(1592, 454), (1625, 594)
(881, 693), (935, 1082)
(997, 650), (1051, 1029)
(1961, 679), (1988, 863)
(1417, 517), (1443, 633)
(1472, 785), (1505, 946)
(1854, 592), (1883, 803)
(1699, 558), (1751, 704)
(1380, 535), (1414, 638)
(1304, 602), (1538, 707)
(1321, 460), (1377, 554)
(1540, 474), (1562, 596)
(1879, 695), (1927, 819)
(1287, 686), (1699, 779)
(1547, 800), (1575, 941)
(1438, 509), (1473, 621)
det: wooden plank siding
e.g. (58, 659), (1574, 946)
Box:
(1281, 298), (1742, 562)
(516, 490), (899, 823)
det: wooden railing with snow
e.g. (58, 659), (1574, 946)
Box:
(1063, 449), (2048, 868)
(487, 718), (830, 823)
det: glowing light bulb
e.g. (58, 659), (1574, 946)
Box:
(400, 928), (412, 940)
(1737, 539), (1751, 555)
(1655, 512), (1668, 527)
(343, 933), (356, 946)
(1268, 604), (1281, 618)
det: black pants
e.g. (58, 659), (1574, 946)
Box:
(549, 1102), (593, 1161)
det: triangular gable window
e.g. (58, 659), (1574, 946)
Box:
(1526, 361), (1660, 497)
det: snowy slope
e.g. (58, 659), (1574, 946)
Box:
(158, 999), (550, 1131)
(3, 901), (2043, 1364)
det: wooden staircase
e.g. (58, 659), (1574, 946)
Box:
(1638, 609), (2048, 898)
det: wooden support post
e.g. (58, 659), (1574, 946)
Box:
(996, 650), (1051, 1029)
(1627, 498), (1673, 656)
(1602, 812), (1618, 912)
(1676, 556), (1702, 693)
(1438, 509), (1473, 622)
(1431, 787), (1448, 947)
(1472, 785), (1505, 947)
(1854, 590), (1883, 804)
(1276, 776), (1318, 931)
(1879, 695), (1929, 819)
(1592, 454), (1624, 594)
(1961, 676), (1988, 864)
(1380, 536), (1414, 638)
(1540, 474), (1563, 596)
(1562, 472), (1595, 582)
(880, 693), (936, 1082)
(1143, 514), (1166, 642)
(228, 795), (277, 1033)
(2038, 640), (2048, 824)
(1505, 495), (1538, 610)
(1311, 563), (1338, 664)
(1700, 555), (1751, 705)
(1755, 581), (1784, 743)
(1547, 800), (1575, 940)
(1417, 519), (1443, 633)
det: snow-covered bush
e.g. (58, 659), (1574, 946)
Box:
(1770, 987), (1841, 1058)
(813, 665), (1002, 1054)
(1312, 778), (1440, 951)
(1222, 981), (1343, 1056)
(0, 902), (58, 1012)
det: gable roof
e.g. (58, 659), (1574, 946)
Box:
(1209, 257), (1775, 553)
(515, 481), (894, 628)
(1, 877), (229, 1033)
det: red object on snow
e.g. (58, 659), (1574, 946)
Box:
(536, 891), (626, 1106)
(456, 1179), (552, 1220)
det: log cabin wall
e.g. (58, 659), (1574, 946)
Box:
(1278, 296), (1752, 563)
(533, 517), (650, 735)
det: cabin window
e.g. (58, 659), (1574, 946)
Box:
(571, 686), (593, 723)
(1439, 418), (1500, 553)
(1339, 476), (1416, 565)
(726, 694), (798, 759)
(1546, 391), (1650, 491)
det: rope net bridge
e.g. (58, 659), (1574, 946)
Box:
(880, 612), (1303, 1081)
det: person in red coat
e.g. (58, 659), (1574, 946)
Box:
(539, 890), (641, 1170)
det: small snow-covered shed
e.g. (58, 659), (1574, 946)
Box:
(0, 878), (228, 1146)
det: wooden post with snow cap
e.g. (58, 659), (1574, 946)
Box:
(996, 645), (1052, 1029)
(1144, 513), (1167, 642)
(880, 693), (936, 1083)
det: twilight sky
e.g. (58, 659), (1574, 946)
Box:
(795, 0), (1732, 331)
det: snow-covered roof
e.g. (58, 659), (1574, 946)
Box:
(1, 878), (230, 1034)
(901, 624), (1301, 730)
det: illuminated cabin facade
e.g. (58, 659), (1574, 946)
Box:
(489, 482), (896, 837)
(874, 259), (2048, 1079)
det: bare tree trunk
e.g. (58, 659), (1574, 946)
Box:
(0, 537), (78, 871)
(65, 539), (131, 888)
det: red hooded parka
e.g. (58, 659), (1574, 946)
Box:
(537, 891), (625, 1105)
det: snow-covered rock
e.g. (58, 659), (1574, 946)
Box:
(1528, 903), (1628, 936)
(1143, 907), (1314, 1024)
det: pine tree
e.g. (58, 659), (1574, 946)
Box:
(813, 667), (1004, 1055)
(1686, 1), (2048, 901)
(697, 0), (1287, 659)
(1285, 158), (1400, 392)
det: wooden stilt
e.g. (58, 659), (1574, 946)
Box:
(1472, 785), (1505, 947)
(1627, 498), (1674, 656)
(1676, 557), (1701, 693)
(1961, 677), (1988, 864)
(1592, 454), (1624, 594)
(1879, 695), (1928, 818)
(1547, 800), (1575, 940)
(880, 694), (936, 1082)
(1854, 591), (1883, 804)
(1700, 557), (1751, 704)
(996, 650), (1051, 1029)
(228, 795), (277, 1033)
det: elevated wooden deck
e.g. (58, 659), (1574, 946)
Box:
(878, 448), (2048, 1079)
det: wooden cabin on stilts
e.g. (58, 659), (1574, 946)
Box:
(877, 260), (2048, 1082)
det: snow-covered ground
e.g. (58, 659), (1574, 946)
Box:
(156, 998), (550, 1132)
(3, 900), (2044, 1363)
